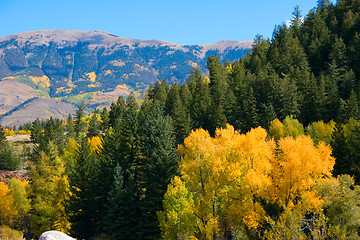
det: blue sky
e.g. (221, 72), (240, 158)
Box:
(1, 0), (325, 45)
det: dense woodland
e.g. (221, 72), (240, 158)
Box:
(1, 0), (360, 239)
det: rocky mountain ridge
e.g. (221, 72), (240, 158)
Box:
(0, 30), (252, 127)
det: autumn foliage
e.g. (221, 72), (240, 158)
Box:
(159, 124), (349, 239)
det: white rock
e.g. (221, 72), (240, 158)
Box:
(38, 231), (76, 240)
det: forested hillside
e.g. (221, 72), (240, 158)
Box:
(1, 0), (360, 239)
(0, 30), (251, 107)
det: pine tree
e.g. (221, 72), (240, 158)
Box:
(0, 124), (6, 145)
(240, 87), (258, 132)
(165, 83), (181, 115)
(180, 80), (193, 113)
(187, 67), (201, 97)
(65, 114), (75, 140)
(290, 5), (303, 39)
(74, 102), (86, 138)
(30, 119), (45, 147)
(67, 140), (100, 239)
(277, 76), (300, 120)
(103, 165), (127, 239)
(149, 79), (168, 109)
(139, 102), (179, 240)
(191, 71), (211, 130)
(207, 55), (226, 107)
(332, 123), (351, 176)
(100, 107), (110, 132)
(109, 96), (126, 128)
(87, 112), (100, 138)
(43, 117), (66, 151)
(99, 93), (143, 239)
(345, 90), (360, 120)
(166, 84), (191, 143)
(262, 103), (277, 129)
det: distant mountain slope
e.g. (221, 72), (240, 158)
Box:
(0, 30), (251, 126)
(0, 98), (76, 127)
(0, 30), (252, 102)
(0, 80), (37, 114)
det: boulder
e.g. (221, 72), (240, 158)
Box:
(38, 231), (75, 240)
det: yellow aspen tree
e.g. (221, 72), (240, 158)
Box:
(268, 119), (284, 141)
(0, 182), (15, 226)
(178, 128), (220, 240)
(269, 136), (334, 209)
(7, 178), (31, 230)
(177, 125), (275, 238)
(158, 176), (197, 240)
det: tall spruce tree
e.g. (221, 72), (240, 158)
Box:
(87, 112), (101, 138)
(103, 165), (127, 239)
(166, 84), (191, 143)
(74, 102), (86, 138)
(99, 93), (143, 239)
(109, 96), (126, 128)
(100, 107), (110, 132)
(190, 69), (211, 131)
(67, 140), (100, 239)
(66, 114), (75, 140)
(139, 102), (179, 240)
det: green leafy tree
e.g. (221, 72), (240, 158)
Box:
(315, 175), (360, 239)
(0, 125), (6, 145)
(28, 142), (69, 238)
(158, 176), (197, 240)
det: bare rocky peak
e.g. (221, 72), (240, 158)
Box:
(199, 40), (254, 58)
(0, 29), (183, 50)
(0, 30), (252, 57)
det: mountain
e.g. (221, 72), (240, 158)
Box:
(0, 97), (76, 127)
(0, 30), (252, 126)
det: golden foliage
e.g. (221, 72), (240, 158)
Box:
(0, 225), (24, 240)
(2, 76), (15, 80)
(0, 182), (15, 225)
(111, 60), (125, 67)
(270, 136), (334, 208)
(4, 129), (15, 136)
(166, 124), (336, 239)
(16, 130), (31, 135)
(85, 72), (97, 82)
(104, 70), (112, 76)
(29, 76), (50, 88)
(87, 136), (102, 153)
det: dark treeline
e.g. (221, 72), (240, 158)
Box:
(19, 95), (179, 240)
(148, 0), (360, 137)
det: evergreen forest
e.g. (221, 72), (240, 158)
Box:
(1, 0), (360, 239)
